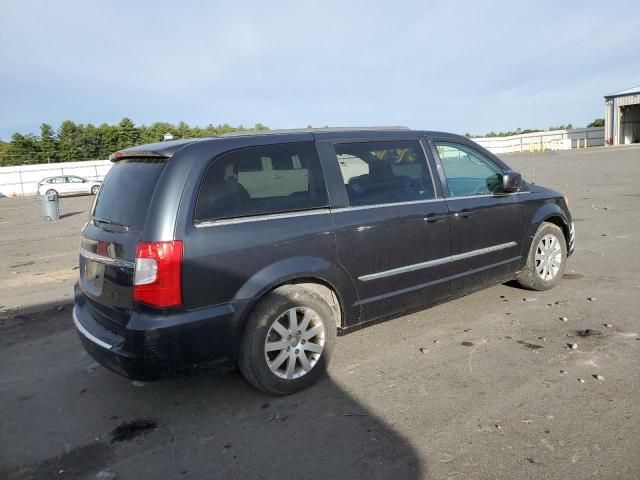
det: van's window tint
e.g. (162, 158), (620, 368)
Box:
(334, 140), (434, 207)
(91, 159), (167, 230)
(195, 142), (328, 222)
(434, 142), (503, 197)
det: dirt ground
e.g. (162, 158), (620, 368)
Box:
(1, 145), (639, 480)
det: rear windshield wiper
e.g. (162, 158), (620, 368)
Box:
(91, 217), (130, 231)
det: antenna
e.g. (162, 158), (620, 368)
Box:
(531, 100), (536, 184)
(532, 146), (535, 184)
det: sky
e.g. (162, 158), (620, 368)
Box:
(1, 0), (639, 140)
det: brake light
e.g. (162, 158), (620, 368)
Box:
(133, 241), (183, 307)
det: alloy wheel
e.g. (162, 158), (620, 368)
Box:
(535, 233), (562, 281)
(264, 307), (325, 380)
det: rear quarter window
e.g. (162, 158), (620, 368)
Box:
(195, 142), (328, 222)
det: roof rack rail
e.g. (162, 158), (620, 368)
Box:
(221, 126), (411, 137)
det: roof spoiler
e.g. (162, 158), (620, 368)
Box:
(109, 150), (170, 162)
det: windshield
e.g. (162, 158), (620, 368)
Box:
(91, 158), (167, 231)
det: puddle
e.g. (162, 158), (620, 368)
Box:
(575, 329), (601, 337)
(110, 418), (157, 443)
(563, 273), (584, 280)
(517, 340), (544, 350)
(461, 341), (474, 347)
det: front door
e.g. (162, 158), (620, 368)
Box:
(430, 140), (524, 293)
(326, 139), (451, 323)
(67, 176), (86, 194)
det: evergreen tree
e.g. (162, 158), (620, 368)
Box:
(39, 123), (58, 162)
(5, 133), (40, 165)
(80, 123), (101, 159)
(98, 123), (118, 158)
(57, 120), (83, 161)
(175, 121), (191, 139)
(116, 118), (138, 150)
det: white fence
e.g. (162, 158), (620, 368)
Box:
(0, 159), (112, 197)
(471, 127), (605, 154)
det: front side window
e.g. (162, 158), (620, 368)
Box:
(195, 142), (328, 222)
(435, 142), (503, 197)
(334, 140), (434, 207)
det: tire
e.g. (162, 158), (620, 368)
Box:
(91, 185), (100, 195)
(516, 222), (567, 291)
(45, 189), (58, 196)
(238, 285), (336, 395)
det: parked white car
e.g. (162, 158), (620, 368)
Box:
(37, 176), (102, 196)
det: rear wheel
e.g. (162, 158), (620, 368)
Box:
(516, 222), (567, 291)
(238, 285), (336, 395)
(91, 185), (100, 195)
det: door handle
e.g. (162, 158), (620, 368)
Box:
(424, 214), (448, 223)
(454, 210), (474, 219)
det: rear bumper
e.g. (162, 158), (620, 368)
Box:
(73, 286), (249, 380)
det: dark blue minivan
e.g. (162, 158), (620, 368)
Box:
(73, 128), (574, 395)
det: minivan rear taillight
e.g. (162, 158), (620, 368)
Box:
(133, 241), (183, 307)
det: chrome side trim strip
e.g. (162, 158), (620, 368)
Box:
(193, 192), (530, 224)
(359, 256), (450, 281)
(358, 241), (518, 281)
(446, 191), (529, 201)
(80, 248), (134, 268)
(331, 198), (443, 213)
(357, 256), (521, 305)
(450, 241), (518, 262)
(195, 208), (330, 228)
(331, 192), (529, 214)
(73, 308), (113, 350)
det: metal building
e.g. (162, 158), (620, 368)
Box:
(605, 85), (640, 145)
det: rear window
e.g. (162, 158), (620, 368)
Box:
(91, 158), (167, 230)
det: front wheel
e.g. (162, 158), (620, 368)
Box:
(516, 222), (567, 291)
(91, 185), (100, 195)
(45, 189), (58, 196)
(238, 285), (336, 395)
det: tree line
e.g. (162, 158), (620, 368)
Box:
(0, 119), (268, 166)
(465, 118), (605, 138)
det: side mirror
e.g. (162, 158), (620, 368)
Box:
(502, 170), (522, 192)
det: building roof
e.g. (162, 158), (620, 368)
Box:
(605, 85), (640, 99)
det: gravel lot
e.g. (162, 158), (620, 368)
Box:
(1, 146), (639, 479)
